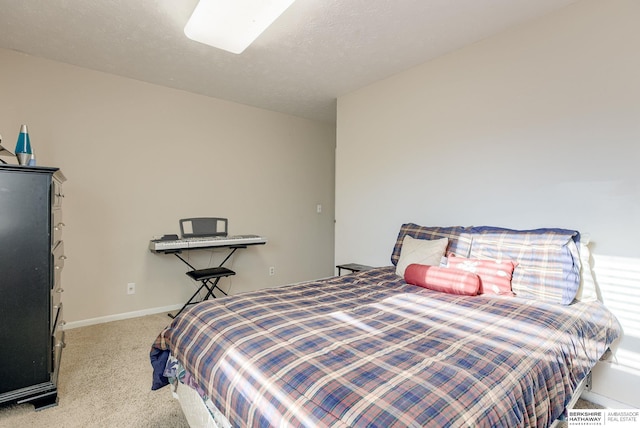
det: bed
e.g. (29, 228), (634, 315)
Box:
(150, 224), (622, 427)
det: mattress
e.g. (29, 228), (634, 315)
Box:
(151, 266), (621, 427)
(172, 379), (226, 428)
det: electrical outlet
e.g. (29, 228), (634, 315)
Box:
(269, 266), (275, 276)
(127, 282), (136, 295)
(316, 204), (322, 214)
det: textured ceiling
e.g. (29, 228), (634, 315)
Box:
(0, 0), (580, 123)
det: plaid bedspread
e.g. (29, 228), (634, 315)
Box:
(151, 267), (621, 428)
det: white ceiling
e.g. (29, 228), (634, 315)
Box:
(0, 0), (580, 123)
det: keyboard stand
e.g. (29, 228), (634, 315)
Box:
(167, 245), (247, 318)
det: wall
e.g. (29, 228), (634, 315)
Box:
(336, 0), (639, 408)
(0, 48), (336, 325)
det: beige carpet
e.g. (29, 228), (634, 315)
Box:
(0, 313), (188, 428)
(0, 313), (604, 428)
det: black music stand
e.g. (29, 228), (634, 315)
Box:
(179, 217), (228, 238)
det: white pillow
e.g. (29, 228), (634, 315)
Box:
(575, 235), (599, 302)
(395, 236), (449, 277)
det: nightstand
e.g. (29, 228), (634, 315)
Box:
(336, 263), (374, 276)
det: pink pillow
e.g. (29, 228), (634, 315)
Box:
(447, 254), (516, 296)
(404, 264), (480, 296)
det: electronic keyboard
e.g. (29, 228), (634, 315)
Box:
(149, 234), (267, 252)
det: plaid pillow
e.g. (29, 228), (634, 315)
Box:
(468, 227), (580, 305)
(391, 223), (471, 266)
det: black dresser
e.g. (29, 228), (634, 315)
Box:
(0, 165), (66, 410)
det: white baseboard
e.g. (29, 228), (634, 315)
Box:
(64, 304), (182, 330)
(581, 390), (636, 409)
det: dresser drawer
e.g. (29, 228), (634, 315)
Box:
(52, 179), (64, 208)
(51, 288), (63, 331)
(52, 304), (64, 341)
(51, 304), (65, 385)
(52, 208), (64, 243)
(52, 241), (66, 287)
